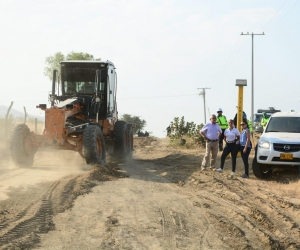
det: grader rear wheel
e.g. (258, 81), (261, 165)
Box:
(82, 125), (106, 165)
(113, 121), (128, 160)
(126, 125), (133, 158)
(10, 124), (36, 167)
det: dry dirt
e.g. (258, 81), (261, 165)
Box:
(1, 137), (300, 249)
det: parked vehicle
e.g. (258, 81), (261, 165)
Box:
(252, 112), (300, 179)
(254, 107), (281, 133)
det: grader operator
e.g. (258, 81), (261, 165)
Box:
(10, 60), (134, 167)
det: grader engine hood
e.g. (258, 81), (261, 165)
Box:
(56, 98), (81, 109)
(43, 98), (83, 144)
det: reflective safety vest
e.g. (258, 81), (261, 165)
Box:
(216, 115), (228, 129)
(247, 119), (253, 132)
(261, 118), (269, 128)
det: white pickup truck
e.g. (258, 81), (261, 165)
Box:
(253, 112), (300, 179)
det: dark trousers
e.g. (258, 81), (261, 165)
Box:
(220, 143), (238, 172)
(219, 129), (226, 149)
(239, 146), (251, 175)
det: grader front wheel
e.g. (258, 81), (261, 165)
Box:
(82, 125), (106, 165)
(10, 124), (36, 167)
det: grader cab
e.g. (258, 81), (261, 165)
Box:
(10, 60), (134, 167)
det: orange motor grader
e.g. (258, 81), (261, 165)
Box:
(10, 60), (134, 167)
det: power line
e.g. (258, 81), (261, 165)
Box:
(266, 0), (300, 32)
(118, 94), (198, 100)
(260, 0), (288, 31)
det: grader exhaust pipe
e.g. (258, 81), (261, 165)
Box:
(51, 70), (57, 107)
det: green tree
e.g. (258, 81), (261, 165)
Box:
(66, 51), (100, 61)
(169, 116), (189, 139)
(44, 51), (101, 82)
(44, 52), (65, 82)
(120, 114), (146, 134)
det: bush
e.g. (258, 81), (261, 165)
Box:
(167, 116), (205, 148)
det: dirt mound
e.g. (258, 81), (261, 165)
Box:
(133, 137), (156, 149)
(0, 163), (127, 250)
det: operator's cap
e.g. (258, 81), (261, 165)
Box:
(217, 108), (223, 112)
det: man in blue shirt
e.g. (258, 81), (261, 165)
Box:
(200, 114), (222, 170)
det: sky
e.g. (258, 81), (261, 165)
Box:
(0, 0), (299, 138)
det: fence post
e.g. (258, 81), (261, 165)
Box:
(35, 118), (37, 133)
(5, 101), (14, 140)
(23, 106), (27, 124)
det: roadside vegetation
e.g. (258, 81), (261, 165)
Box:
(167, 116), (205, 148)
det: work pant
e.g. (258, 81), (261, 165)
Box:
(201, 141), (219, 168)
(220, 142), (238, 172)
(239, 146), (252, 176)
(219, 129), (226, 150)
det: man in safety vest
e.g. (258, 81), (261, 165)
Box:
(216, 108), (228, 151)
(260, 112), (269, 130)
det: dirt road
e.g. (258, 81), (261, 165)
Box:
(1, 138), (300, 249)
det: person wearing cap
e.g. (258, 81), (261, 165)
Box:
(199, 114), (222, 171)
(215, 119), (240, 177)
(216, 108), (228, 151)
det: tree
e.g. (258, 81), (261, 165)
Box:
(169, 116), (189, 139)
(44, 52), (65, 83)
(120, 114), (146, 134)
(44, 51), (101, 82)
(66, 51), (100, 61)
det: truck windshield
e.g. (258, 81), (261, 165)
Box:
(63, 68), (98, 95)
(253, 114), (262, 123)
(266, 117), (300, 133)
(62, 66), (106, 95)
(64, 81), (95, 94)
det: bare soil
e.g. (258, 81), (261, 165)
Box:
(1, 137), (300, 249)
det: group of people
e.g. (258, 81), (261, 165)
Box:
(200, 108), (252, 178)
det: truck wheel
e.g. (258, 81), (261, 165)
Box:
(10, 124), (35, 167)
(113, 121), (128, 159)
(83, 125), (106, 165)
(252, 157), (273, 179)
(126, 125), (133, 158)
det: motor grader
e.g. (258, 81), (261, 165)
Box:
(10, 60), (134, 167)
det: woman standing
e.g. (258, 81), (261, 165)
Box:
(239, 121), (252, 178)
(216, 119), (240, 177)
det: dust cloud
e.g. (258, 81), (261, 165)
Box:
(0, 141), (92, 201)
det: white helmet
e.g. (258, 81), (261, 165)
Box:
(217, 108), (223, 112)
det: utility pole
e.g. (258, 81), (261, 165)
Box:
(197, 87), (211, 123)
(241, 32), (265, 127)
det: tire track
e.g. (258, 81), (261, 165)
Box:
(190, 172), (300, 249)
(0, 165), (123, 249)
